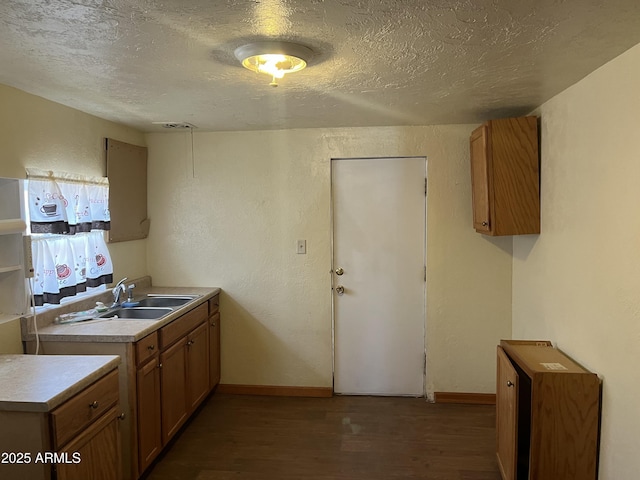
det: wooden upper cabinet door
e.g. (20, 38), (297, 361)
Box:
(106, 138), (149, 243)
(470, 124), (492, 233)
(496, 346), (519, 480)
(469, 116), (539, 235)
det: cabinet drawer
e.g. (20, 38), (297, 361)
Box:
(160, 303), (208, 349)
(51, 369), (119, 449)
(136, 331), (159, 366)
(208, 295), (219, 315)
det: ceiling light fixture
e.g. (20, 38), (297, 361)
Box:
(234, 41), (313, 87)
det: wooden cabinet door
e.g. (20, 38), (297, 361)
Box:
(496, 346), (519, 480)
(470, 124), (492, 233)
(187, 322), (209, 411)
(136, 356), (162, 474)
(160, 339), (188, 444)
(56, 407), (121, 480)
(208, 312), (221, 389)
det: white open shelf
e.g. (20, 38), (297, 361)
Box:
(0, 218), (26, 235)
(0, 178), (28, 317)
(0, 265), (22, 274)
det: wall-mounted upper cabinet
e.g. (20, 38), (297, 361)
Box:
(106, 138), (149, 243)
(470, 116), (540, 236)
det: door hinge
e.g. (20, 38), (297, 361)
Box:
(424, 266), (426, 282)
(424, 178), (427, 196)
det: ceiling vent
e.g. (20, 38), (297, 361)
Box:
(152, 122), (197, 129)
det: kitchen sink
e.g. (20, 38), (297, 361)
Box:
(99, 307), (173, 320)
(135, 296), (195, 308)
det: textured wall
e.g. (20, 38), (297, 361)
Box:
(512, 43), (640, 479)
(146, 125), (512, 396)
(0, 83), (148, 352)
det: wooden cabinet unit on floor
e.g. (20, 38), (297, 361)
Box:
(496, 340), (601, 480)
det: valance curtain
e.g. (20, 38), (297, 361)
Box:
(26, 168), (113, 306)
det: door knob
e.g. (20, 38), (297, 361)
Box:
(335, 267), (344, 276)
(335, 285), (345, 295)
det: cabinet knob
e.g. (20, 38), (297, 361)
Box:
(211, 322), (216, 327)
(89, 400), (99, 409)
(158, 363), (163, 369)
(506, 380), (514, 387)
(482, 221), (489, 227)
(147, 344), (155, 351)
(118, 413), (126, 420)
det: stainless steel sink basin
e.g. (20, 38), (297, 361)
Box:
(99, 307), (172, 320)
(135, 296), (195, 308)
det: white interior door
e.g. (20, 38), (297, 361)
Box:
(332, 157), (426, 396)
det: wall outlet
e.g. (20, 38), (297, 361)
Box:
(297, 240), (306, 254)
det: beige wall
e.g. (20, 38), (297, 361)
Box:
(0, 84), (148, 353)
(146, 125), (513, 396)
(513, 43), (640, 479)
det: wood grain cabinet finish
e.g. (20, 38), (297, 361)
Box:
(56, 406), (122, 480)
(470, 117), (540, 235)
(136, 354), (162, 474)
(51, 369), (119, 448)
(0, 368), (122, 480)
(497, 340), (601, 480)
(159, 300), (214, 445)
(160, 337), (189, 443)
(208, 295), (221, 389)
(186, 322), (210, 411)
(27, 294), (221, 480)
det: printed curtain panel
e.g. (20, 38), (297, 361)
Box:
(26, 168), (113, 306)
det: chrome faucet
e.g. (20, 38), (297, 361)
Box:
(112, 277), (128, 307)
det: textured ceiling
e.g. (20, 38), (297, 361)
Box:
(1, 0), (640, 133)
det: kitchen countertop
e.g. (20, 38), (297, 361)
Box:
(22, 285), (220, 344)
(0, 354), (120, 412)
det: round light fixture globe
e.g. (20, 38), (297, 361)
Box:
(234, 41), (313, 87)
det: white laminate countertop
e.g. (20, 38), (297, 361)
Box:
(22, 286), (220, 344)
(0, 354), (120, 412)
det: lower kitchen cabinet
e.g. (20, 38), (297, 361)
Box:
(136, 356), (162, 473)
(187, 322), (210, 411)
(56, 406), (122, 480)
(497, 340), (601, 480)
(27, 292), (221, 480)
(208, 294), (221, 389)
(208, 311), (221, 388)
(160, 337), (189, 443)
(160, 309), (210, 444)
(0, 365), (122, 480)
(52, 369), (122, 480)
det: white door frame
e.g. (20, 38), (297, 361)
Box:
(329, 156), (428, 396)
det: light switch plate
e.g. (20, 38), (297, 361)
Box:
(297, 239), (306, 254)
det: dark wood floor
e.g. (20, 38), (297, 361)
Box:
(145, 393), (502, 480)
